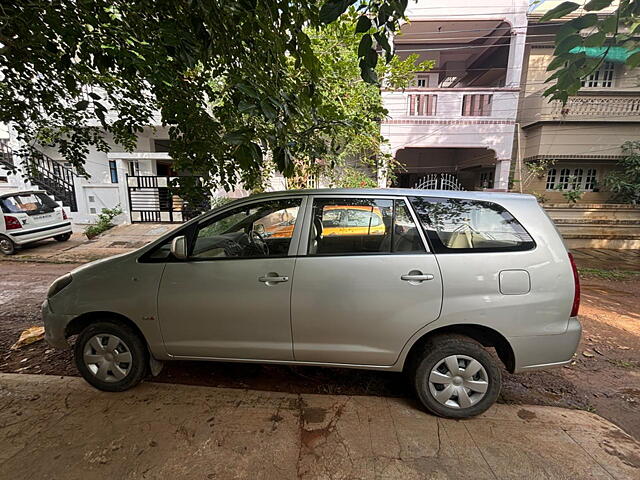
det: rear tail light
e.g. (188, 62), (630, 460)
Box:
(62, 209), (68, 220)
(568, 252), (580, 317)
(4, 215), (22, 230)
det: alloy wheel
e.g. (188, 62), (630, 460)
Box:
(0, 237), (13, 254)
(83, 334), (132, 382)
(428, 354), (489, 409)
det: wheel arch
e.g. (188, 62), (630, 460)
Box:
(65, 311), (146, 345)
(401, 324), (516, 374)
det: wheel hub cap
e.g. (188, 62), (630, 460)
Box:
(428, 354), (489, 409)
(83, 334), (132, 383)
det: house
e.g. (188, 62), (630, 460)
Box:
(380, 0), (528, 192)
(518, 0), (640, 204)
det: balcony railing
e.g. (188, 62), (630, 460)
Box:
(521, 91), (640, 125)
(382, 88), (519, 121)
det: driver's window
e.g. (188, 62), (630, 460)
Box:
(191, 198), (302, 259)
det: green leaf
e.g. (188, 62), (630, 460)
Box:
(627, 51), (640, 68)
(260, 98), (277, 120)
(355, 15), (371, 33)
(540, 2), (580, 22)
(319, 0), (355, 25)
(364, 48), (378, 68)
(584, 0), (614, 11)
(555, 34), (581, 55)
(566, 13), (599, 30)
(357, 34), (372, 58)
(584, 31), (606, 47)
(599, 15), (619, 33)
(75, 100), (89, 110)
(374, 31), (391, 56)
(223, 130), (251, 145)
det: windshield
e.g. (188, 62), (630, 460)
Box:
(0, 193), (59, 216)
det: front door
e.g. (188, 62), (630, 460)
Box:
(291, 196), (443, 366)
(157, 196), (305, 360)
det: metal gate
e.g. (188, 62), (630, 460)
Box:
(126, 175), (210, 223)
(414, 173), (464, 191)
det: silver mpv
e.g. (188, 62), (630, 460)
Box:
(44, 189), (581, 418)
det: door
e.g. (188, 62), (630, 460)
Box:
(157, 196), (305, 360)
(291, 196), (443, 366)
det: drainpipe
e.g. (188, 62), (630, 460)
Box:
(516, 122), (523, 193)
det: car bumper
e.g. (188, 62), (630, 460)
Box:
(510, 317), (582, 373)
(9, 222), (72, 245)
(42, 299), (73, 349)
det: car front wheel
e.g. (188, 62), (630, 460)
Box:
(74, 321), (148, 392)
(412, 335), (501, 419)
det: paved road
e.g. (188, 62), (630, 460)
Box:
(1, 374), (638, 479)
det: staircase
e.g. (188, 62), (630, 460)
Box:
(22, 148), (78, 212)
(545, 204), (640, 249)
(0, 140), (14, 169)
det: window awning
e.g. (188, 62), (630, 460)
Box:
(569, 46), (640, 64)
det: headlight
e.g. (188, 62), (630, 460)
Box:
(47, 274), (72, 298)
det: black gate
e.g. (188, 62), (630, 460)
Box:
(126, 175), (210, 223)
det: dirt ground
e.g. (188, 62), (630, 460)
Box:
(1, 259), (638, 440)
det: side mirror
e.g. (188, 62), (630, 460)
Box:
(254, 223), (265, 235)
(170, 235), (188, 260)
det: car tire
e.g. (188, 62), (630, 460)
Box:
(74, 321), (148, 392)
(54, 232), (72, 242)
(411, 335), (501, 419)
(0, 235), (16, 255)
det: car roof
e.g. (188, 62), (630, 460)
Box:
(242, 188), (536, 202)
(0, 189), (47, 199)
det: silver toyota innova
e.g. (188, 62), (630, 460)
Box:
(43, 189), (581, 418)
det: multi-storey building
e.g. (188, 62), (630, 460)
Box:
(380, 0), (528, 192)
(518, 1), (640, 204)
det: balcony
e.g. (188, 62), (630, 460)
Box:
(521, 91), (640, 126)
(381, 87), (519, 161)
(383, 87), (520, 122)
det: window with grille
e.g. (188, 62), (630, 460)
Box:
(546, 167), (598, 191)
(462, 94), (492, 116)
(408, 94), (437, 116)
(584, 169), (598, 190)
(546, 169), (557, 190)
(581, 62), (615, 88)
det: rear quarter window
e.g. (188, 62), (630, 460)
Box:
(409, 196), (535, 253)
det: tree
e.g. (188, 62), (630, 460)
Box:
(539, 0), (640, 102)
(606, 140), (640, 203)
(0, 0), (408, 192)
(285, 10), (432, 189)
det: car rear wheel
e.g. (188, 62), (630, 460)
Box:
(74, 321), (148, 392)
(411, 335), (501, 419)
(54, 232), (72, 242)
(0, 235), (16, 255)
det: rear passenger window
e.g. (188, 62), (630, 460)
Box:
(409, 197), (535, 253)
(308, 198), (426, 255)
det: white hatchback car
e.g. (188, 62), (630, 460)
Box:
(0, 190), (72, 255)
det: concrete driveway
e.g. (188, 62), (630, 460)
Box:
(0, 374), (638, 479)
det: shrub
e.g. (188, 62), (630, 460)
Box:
(84, 206), (123, 239)
(605, 141), (640, 204)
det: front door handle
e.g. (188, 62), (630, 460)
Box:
(258, 273), (289, 285)
(401, 273), (434, 282)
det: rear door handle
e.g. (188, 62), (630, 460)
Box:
(258, 275), (289, 284)
(401, 274), (434, 282)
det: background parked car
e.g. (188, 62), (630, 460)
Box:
(0, 190), (72, 255)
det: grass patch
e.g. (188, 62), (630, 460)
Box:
(578, 268), (640, 281)
(607, 359), (639, 369)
